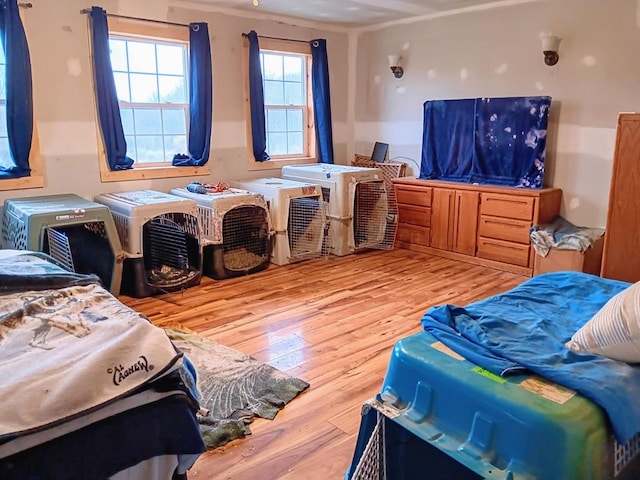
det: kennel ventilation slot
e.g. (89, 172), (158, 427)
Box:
(281, 164), (397, 256)
(230, 178), (329, 266)
(171, 187), (272, 279)
(94, 190), (202, 297)
(1, 194), (123, 295)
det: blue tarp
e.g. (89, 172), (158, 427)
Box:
(421, 272), (640, 444)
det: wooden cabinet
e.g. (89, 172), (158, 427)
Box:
(601, 113), (640, 283)
(393, 178), (562, 276)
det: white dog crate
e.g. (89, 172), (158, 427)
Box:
(231, 178), (329, 266)
(282, 164), (396, 256)
(170, 186), (272, 279)
(1, 194), (123, 295)
(94, 190), (202, 297)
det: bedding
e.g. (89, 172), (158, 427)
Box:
(0, 250), (205, 479)
(421, 271), (640, 444)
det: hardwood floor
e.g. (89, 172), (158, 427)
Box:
(121, 249), (526, 480)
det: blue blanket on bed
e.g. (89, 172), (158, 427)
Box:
(421, 272), (640, 444)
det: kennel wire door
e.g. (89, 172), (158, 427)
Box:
(231, 178), (329, 266)
(94, 190), (202, 297)
(1, 194), (123, 295)
(282, 164), (396, 256)
(171, 187), (272, 279)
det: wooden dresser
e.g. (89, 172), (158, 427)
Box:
(393, 178), (562, 276)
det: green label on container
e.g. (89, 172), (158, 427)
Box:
(472, 366), (506, 384)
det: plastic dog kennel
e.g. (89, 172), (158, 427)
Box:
(94, 190), (202, 297)
(230, 178), (329, 266)
(170, 186), (272, 279)
(1, 194), (123, 295)
(281, 164), (396, 256)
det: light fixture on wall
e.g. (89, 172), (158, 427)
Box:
(540, 33), (561, 66)
(388, 54), (404, 79)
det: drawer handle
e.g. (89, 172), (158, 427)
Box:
(483, 241), (525, 251)
(484, 220), (527, 229)
(486, 197), (529, 206)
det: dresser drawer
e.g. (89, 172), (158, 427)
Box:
(397, 224), (430, 246)
(480, 193), (534, 221)
(477, 237), (530, 267)
(395, 185), (432, 207)
(398, 204), (431, 227)
(478, 215), (531, 244)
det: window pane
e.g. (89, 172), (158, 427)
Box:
(266, 109), (286, 133)
(162, 108), (187, 134)
(288, 132), (304, 155)
(263, 54), (283, 81)
(133, 108), (163, 135)
(0, 47), (5, 65)
(0, 137), (12, 169)
(109, 39), (128, 72)
(127, 41), (157, 74)
(287, 109), (303, 132)
(0, 66), (6, 101)
(264, 80), (284, 105)
(159, 75), (186, 103)
(135, 135), (165, 162)
(267, 132), (287, 155)
(157, 44), (185, 75)
(284, 82), (303, 105)
(130, 73), (159, 103)
(164, 134), (188, 159)
(113, 72), (131, 102)
(284, 56), (303, 82)
(120, 108), (134, 134)
(125, 135), (137, 158)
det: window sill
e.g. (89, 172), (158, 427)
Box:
(0, 174), (45, 191)
(247, 156), (316, 172)
(99, 164), (210, 183)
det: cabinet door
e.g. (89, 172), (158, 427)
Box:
(431, 188), (455, 251)
(453, 191), (479, 256)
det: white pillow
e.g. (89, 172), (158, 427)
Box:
(566, 281), (640, 363)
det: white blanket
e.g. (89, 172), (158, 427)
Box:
(0, 283), (181, 441)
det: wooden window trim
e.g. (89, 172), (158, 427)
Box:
(94, 19), (210, 182)
(243, 37), (316, 172)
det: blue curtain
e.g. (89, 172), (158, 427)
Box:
(89, 6), (133, 171)
(420, 96), (551, 188)
(173, 23), (212, 167)
(0, 0), (32, 179)
(310, 39), (334, 164)
(245, 31), (269, 162)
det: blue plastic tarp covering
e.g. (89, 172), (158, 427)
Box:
(421, 272), (640, 444)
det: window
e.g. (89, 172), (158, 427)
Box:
(109, 35), (188, 164)
(245, 38), (315, 171)
(0, 47), (10, 170)
(97, 19), (209, 182)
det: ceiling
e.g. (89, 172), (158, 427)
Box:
(177, 0), (524, 28)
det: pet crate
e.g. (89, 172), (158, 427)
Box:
(346, 331), (640, 480)
(281, 164), (397, 257)
(230, 178), (329, 266)
(170, 186), (272, 279)
(94, 190), (202, 298)
(1, 194), (123, 295)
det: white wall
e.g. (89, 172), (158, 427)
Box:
(0, 0), (348, 204)
(353, 0), (640, 227)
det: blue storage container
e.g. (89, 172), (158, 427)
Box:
(347, 331), (640, 480)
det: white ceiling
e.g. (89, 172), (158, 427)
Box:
(177, 0), (526, 28)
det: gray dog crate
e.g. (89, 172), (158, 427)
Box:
(1, 194), (123, 295)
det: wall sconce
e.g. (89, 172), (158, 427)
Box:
(540, 33), (561, 66)
(388, 55), (404, 79)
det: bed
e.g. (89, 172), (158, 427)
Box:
(0, 250), (205, 479)
(348, 272), (640, 480)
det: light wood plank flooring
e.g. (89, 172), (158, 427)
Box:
(121, 249), (526, 480)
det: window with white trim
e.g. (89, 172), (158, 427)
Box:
(0, 46), (10, 169)
(109, 34), (188, 165)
